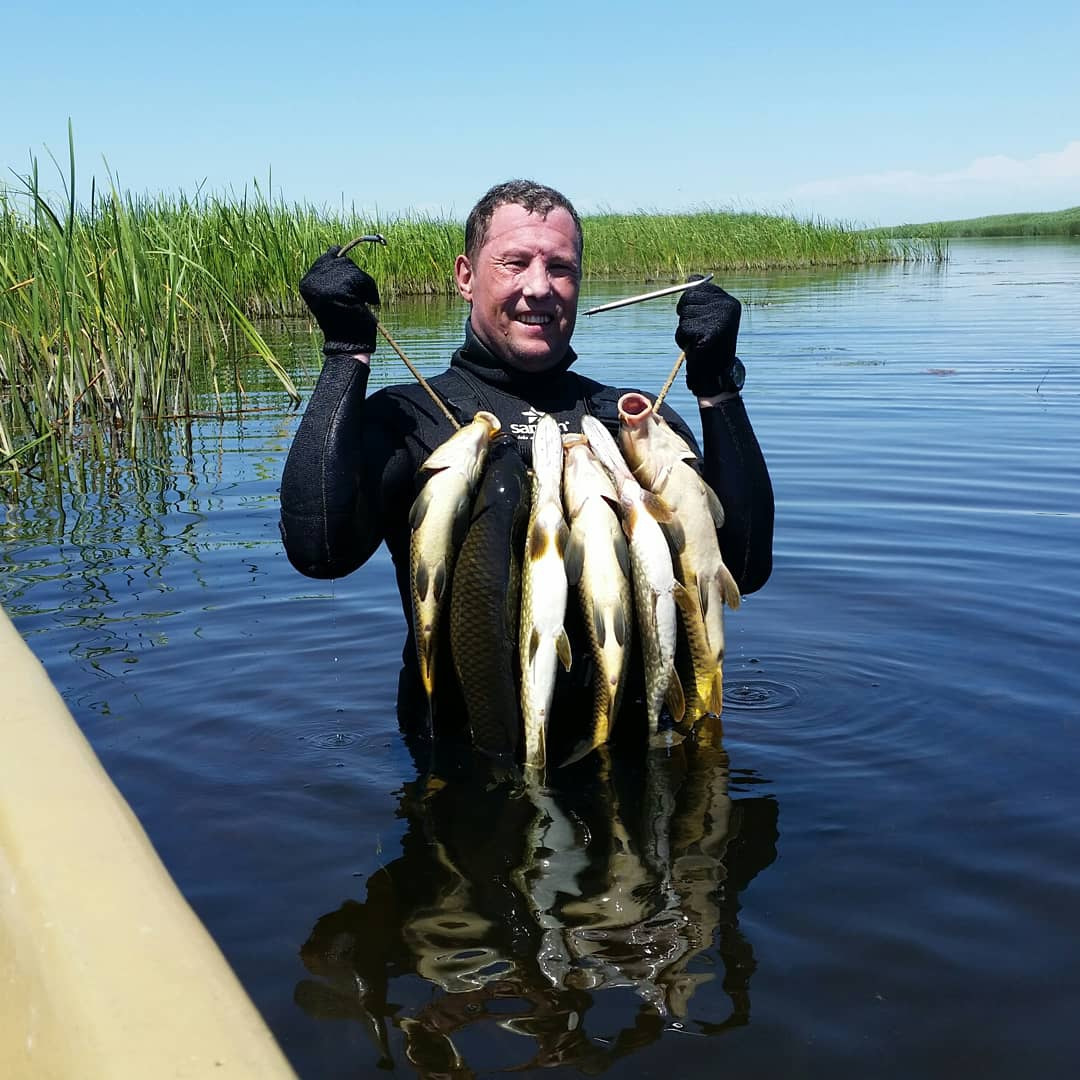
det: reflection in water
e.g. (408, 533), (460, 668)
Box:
(296, 728), (778, 1074)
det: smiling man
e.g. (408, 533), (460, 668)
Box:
(454, 197), (582, 373)
(280, 179), (773, 731)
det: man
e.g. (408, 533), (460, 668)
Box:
(280, 180), (773, 737)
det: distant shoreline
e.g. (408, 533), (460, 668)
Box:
(875, 205), (1080, 239)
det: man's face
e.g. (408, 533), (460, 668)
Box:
(454, 203), (582, 374)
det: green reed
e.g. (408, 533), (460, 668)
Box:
(582, 210), (932, 275)
(879, 206), (1080, 239)
(1, 141), (940, 485)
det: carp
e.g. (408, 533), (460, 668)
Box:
(617, 392), (740, 721)
(449, 436), (532, 763)
(519, 413), (572, 771)
(581, 414), (687, 746)
(561, 433), (633, 762)
(408, 411), (501, 724)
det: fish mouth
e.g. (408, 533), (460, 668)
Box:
(475, 410), (502, 435)
(617, 391), (654, 425)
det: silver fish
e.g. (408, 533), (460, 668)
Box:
(617, 392), (740, 721)
(561, 433), (633, 762)
(519, 413), (572, 771)
(581, 414), (687, 746)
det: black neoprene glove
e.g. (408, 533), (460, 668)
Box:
(675, 281), (743, 397)
(299, 247), (380, 356)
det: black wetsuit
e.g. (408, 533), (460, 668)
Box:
(280, 325), (774, 736)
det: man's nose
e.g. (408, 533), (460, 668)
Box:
(520, 259), (552, 298)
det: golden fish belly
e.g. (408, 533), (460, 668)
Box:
(569, 501), (632, 752)
(409, 471), (472, 698)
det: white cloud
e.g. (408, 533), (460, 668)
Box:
(779, 141), (1080, 225)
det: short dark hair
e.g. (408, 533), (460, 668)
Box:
(464, 180), (583, 262)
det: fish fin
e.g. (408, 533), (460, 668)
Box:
(528, 627), (541, 666)
(613, 602), (628, 647)
(560, 736), (601, 767)
(709, 669), (725, 715)
(613, 530), (631, 580)
(601, 493), (621, 517)
(432, 562), (448, 604)
(673, 581), (696, 617)
(697, 574), (710, 617)
(665, 671), (686, 724)
(408, 485), (432, 530)
(653, 462), (675, 489)
(665, 518), (687, 555)
(556, 628), (573, 671)
(555, 518), (570, 557)
(564, 529), (585, 587)
(527, 521), (549, 561)
(416, 636), (435, 696)
(649, 727), (686, 750)
(422, 432), (478, 471)
(706, 484), (726, 529)
(591, 599), (607, 648)
(642, 490), (675, 524)
(719, 562), (742, 610)
(450, 495), (471, 550)
(415, 561), (431, 602)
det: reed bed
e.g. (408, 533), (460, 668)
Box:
(1, 145), (941, 485)
(582, 210), (934, 275)
(879, 206), (1080, 239)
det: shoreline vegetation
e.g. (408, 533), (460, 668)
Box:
(878, 206), (1080, 239)
(2, 149), (943, 483)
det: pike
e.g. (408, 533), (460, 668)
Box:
(519, 414), (572, 771)
(617, 392), (740, 721)
(561, 434), (633, 763)
(581, 415), (688, 747)
(449, 435), (532, 764)
(408, 411), (502, 725)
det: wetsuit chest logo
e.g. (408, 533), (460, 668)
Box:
(510, 406), (572, 439)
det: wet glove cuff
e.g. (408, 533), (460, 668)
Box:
(322, 336), (376, 358)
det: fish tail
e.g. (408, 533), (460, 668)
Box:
(709, 667), (724, 716)
(665, 670), (686, 724)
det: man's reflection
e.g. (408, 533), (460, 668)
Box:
(295, 724), (778, 1073)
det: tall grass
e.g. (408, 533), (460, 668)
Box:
(1, 141), (942, 485)
(880, 206), (1080, 239)
(583, 210), (935, 275)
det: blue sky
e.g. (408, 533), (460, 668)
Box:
(4, 0), (1078, 226)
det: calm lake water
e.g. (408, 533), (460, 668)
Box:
(4, 239), (1079, 1078)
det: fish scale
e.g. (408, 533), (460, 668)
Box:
(581, 415), (686, 747)
(519, 414), (572, 771)
(408, 411), (502, 727)
(617, 393), (740, 723)
(449, 436), (531, 762)
(562, 435), (633, 762)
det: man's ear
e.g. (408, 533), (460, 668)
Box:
(454, 255), (473, 302)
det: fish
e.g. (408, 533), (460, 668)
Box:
(449, 435), (531, 763)
(561, 434), (633, 762)
(617, 392), (740, 721)
(408, 411), (502, 724)
(581, 414), (687, 747)
(519, 413), (572, 771)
